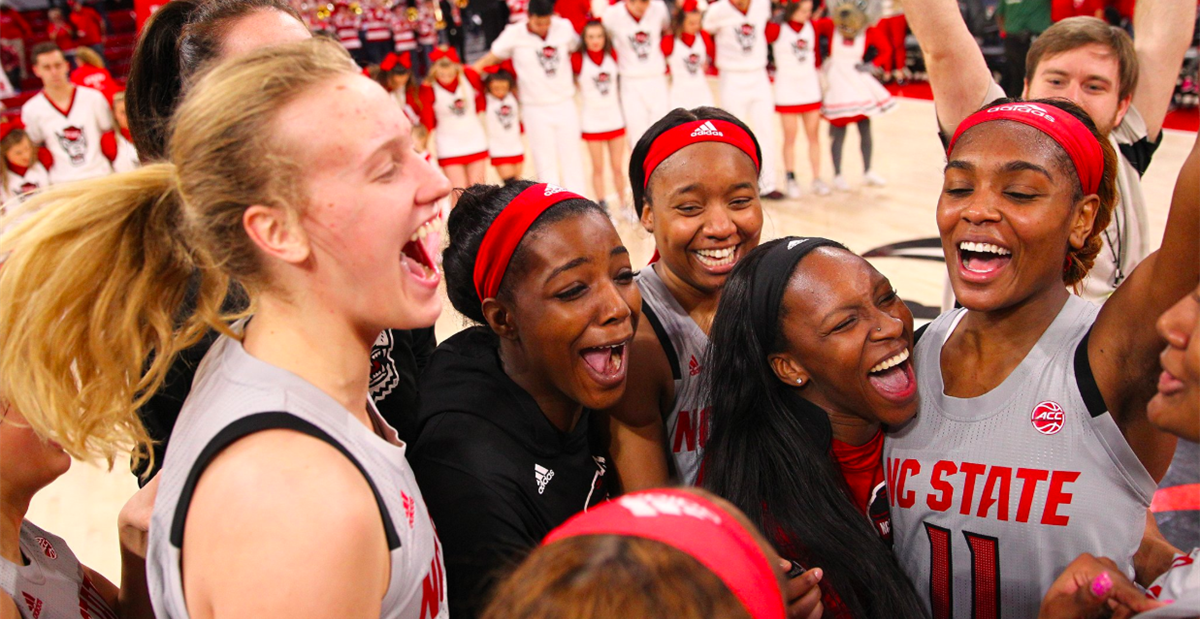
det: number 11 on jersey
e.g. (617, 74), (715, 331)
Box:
(924, 522), (1001, 619)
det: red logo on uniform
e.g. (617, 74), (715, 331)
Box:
(1031, 401), (1065, 435)
(685, 52), (700, 74)
(538, 45), (560, 76)
(403, 491), (416, 528)
(630, 30), (651, 59)
(19, 182), (39, 194)
(450, 98), (466, 116)
(688, 354), (702, 376)
(22, 593), (43, 618)
(736, 23), (755, 51)
(35, 535), (57, 559)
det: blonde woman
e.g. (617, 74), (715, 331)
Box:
(418, 45), (488, 201)
(0, 38), (451, 618)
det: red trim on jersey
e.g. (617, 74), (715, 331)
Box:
(582, 127), (625, 141)
(788, 20), (806, 32)
(46, 87), (77, 118)
(100, 131), (117, 162)
(776, 102), (821, 114)
(1152, 484), (1200, 512)
(625, 3), (644, 23)
(490, 154), (524, 165)
(7, 162), (27, 176)
(438, 150), (488, 166)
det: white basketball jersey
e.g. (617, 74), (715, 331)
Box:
(885, 296), (1156, 619)
(20, 86), (113, 184)
(148, 330), (447, 619)
(432, 78), (487, 160)
(771, 21), (821, 107)
(601, 1), (669, 78)
(636, 264), (709, 485)
(485, 92), (524, 159)
(577, 52), (624, 135)
(666, 34), (713, 109)
(0, 520), (118, 619)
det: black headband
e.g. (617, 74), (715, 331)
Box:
(749, 237), (848, 350)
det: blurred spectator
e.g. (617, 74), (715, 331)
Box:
(363, 1), (394, 64)
(1051, 0), (1104, 22)
(46, 8), (78, 57)
(70, 46), (118, 102)
(415, 0), (438, 76)
(100, 91), (138, 173)
(879, 0), (909, 82)
(554, 0), (590, 32)
(332, 2), (365, 64)
(0, 5), (32, 83)
(20, 43), (113, 184)
(68, 0), (106, 59)
(0, 125), (49, 203)
(996, 0), (1050, 96)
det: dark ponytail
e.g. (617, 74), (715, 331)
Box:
(443, 182), (604, 324)
(126, 0), (302, 161)
(700, 239), (927, 619)
(629, 107), (762, 217)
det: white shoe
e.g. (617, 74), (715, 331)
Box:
(812, 179), (832, 196)
(833, 175), (850, 192)
(863, 171), (887, 187)
(786, 178), (802, 199)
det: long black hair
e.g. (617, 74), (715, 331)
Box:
(126, 0), (302, 161)
(443, 181), (604, 324)
(700, 238), (926, 619)
(629, 107), (762, 217)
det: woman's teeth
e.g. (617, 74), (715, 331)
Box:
(694, 247), (737, 267)
(409, 218), (439, 243)
(958, 241), (1011, 256)
(870, 348), (910, 374)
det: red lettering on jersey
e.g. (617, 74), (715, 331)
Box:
(1041, 470), (1079, 526)
(896, 459), (920, 508)
(35, 535), (57, 559)
(927, 460), (957, 512)
(1015, 467), (1050, 523)
(886, 458), (898, 506)
(976, 466), (1012, 521)
(419, 538), (446, 619)
(671, 407), (709, 453)
(958, 462), (986, 515)
(1171, 554), (1196, 569)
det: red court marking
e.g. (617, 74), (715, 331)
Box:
(1151, 484), (1200, 512)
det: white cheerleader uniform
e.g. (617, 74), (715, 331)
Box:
(420, 72), (488, 166)
(664, 32), (714, 109)
(485, 92), (525, 165)
(820, 27), (895, 123)
(768, 20), (821, 113)
(2, 162), (49, 202)
(576, 50), (625, 141)
(102, 130), (140, 174)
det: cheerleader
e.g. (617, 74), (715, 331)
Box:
(0, 127), (48, 203)
(575, 21), (629, 211)
(816, 4), (894, 191)
(662, 0), (714, 109)
(379, 51), (421, 127)
(419, 46), (488, 201)
(101, 91), (140, 174)
(483, 69), (524, 182)
(598, 0), (670, 148)
(767, 0), (828, 198)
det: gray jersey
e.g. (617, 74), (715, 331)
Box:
(147, 330), (447, 619)
(637, 264), (710, 485)
(885, 296), (1156, 619)
(0, 520), (116, 619)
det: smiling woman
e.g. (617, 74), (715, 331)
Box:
(886, 98), (1198, 619)
(410, 180), (640, 619)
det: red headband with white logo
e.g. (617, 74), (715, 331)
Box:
(642, 119), (760, 189)
(947, 101), (1104, 195)
(473, 183), (586, 301)
(543, 489), (786, 619)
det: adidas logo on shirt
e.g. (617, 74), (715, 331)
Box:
(535, 463), (555, 494)
(690, 121), (723, 138)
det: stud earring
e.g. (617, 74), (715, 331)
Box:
(796, 378), (804, 385)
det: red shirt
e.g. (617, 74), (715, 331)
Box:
(553, 0), (591, 33)
(70, 64), (117, 101)
(831, 429), (892, 542)
(69, 6), (103, 46)
(47, 22), (76, 51)
(1051, 0), (1103, 21)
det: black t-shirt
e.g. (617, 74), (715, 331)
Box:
(410, 327), (610, 619)
(132, 326), (436, 483)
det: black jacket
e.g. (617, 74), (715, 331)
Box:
(410, 327), (610, 619)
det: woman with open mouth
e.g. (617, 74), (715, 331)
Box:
(598, 107), (765, 491)
(0, 39), (453, 618)
(886, 99), (1198, 619)
(410, 180), (640, 618)
(701, 237), (926, 619)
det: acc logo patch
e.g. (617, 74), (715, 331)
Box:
(1031, 400), (1065, 435)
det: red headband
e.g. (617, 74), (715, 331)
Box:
(543, 490), (786, 619)
(947, 101), (1104, 195)
(642, 119), (760, 189)
(430, 46), (461, 65)
(473, 183), (586, 301)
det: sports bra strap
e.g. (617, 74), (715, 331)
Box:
(1073, 328), (1109, 418)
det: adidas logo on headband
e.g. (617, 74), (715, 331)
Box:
(543, 184), (566, 196)
(986, 103), (1056, 122)
(690, 120), (724, 138)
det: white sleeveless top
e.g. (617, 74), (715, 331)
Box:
(577, 52), (625, 135)
(432, 78), (487, 160)
(885, 296), (1156, 619)
(771, 22), (821, 107)
(147, 329), (447, 619)
(666, 35), (713, 109)
(636, 264), (709, 485)
(0, 521), (117, 619)
(485, 92), (524, 159)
